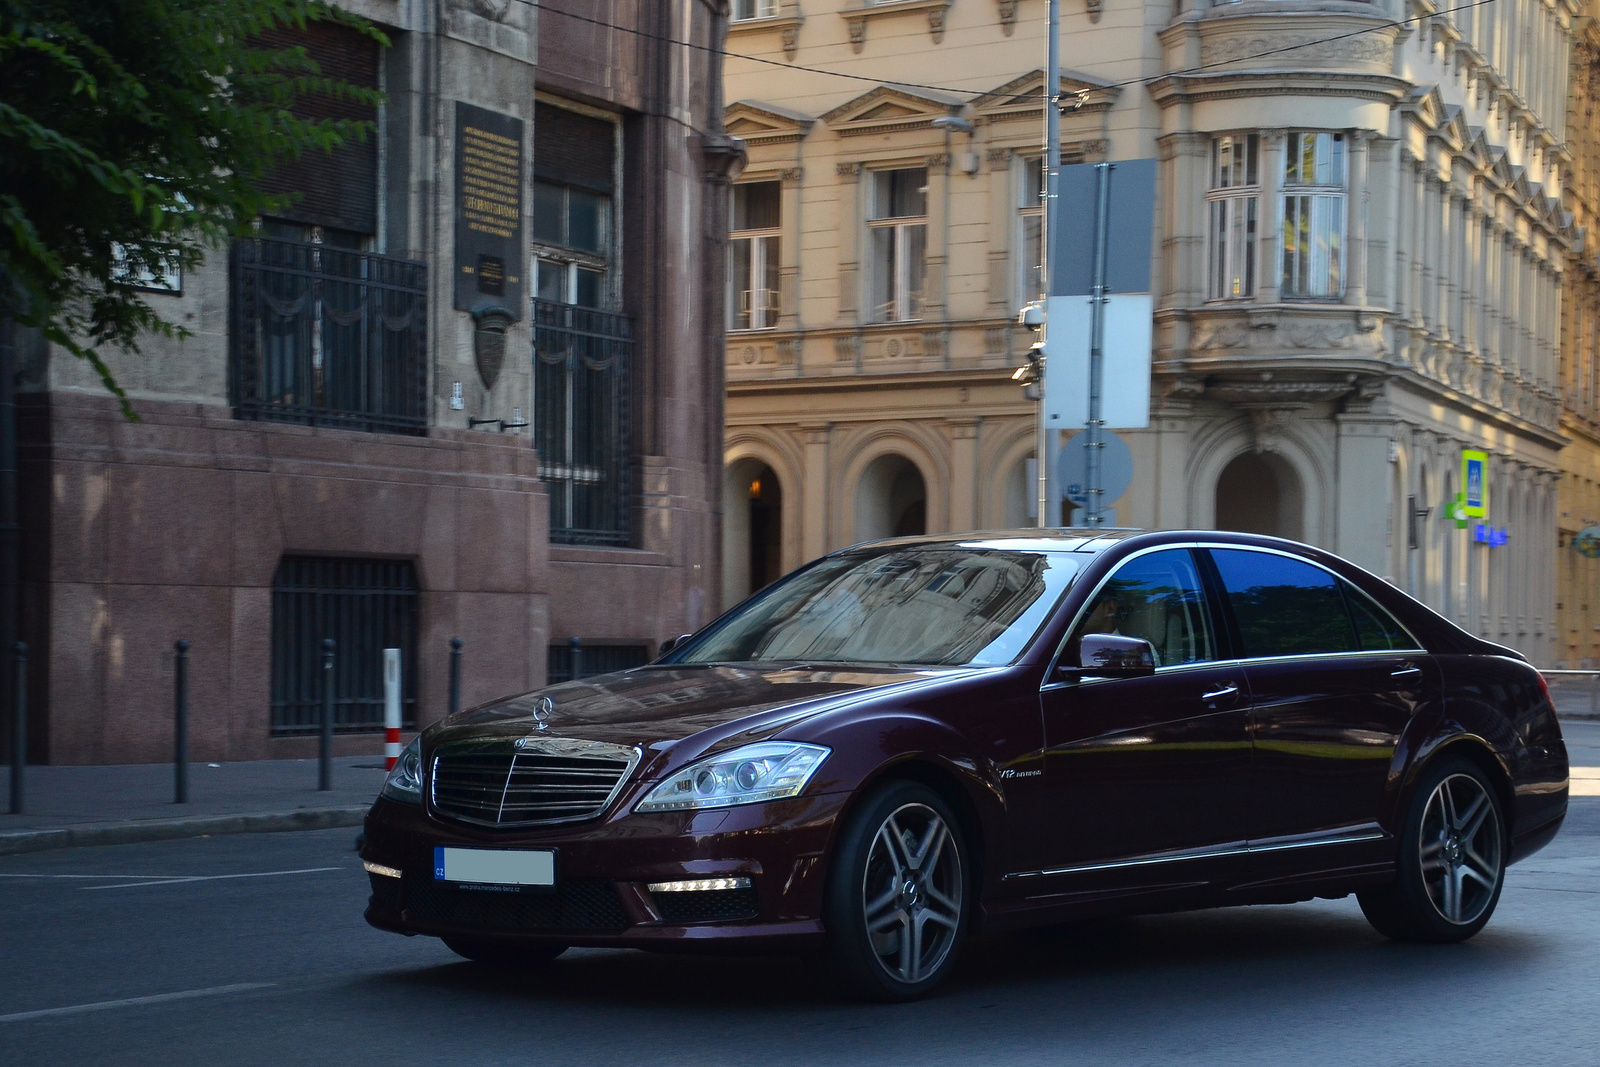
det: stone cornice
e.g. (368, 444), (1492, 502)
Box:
(1147, 71), (1410, 108)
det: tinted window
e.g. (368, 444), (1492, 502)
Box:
(1210, 549), (1356, 658)
(1342, 581), (1416, 650)
(1072, 550), (1215, 666)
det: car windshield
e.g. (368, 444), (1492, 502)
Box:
(676, 545), (1080, 667)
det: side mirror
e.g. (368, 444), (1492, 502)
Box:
(658, 633), (694, 658)
(1076, 633), (1156, 678)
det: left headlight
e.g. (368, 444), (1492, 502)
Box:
(634, 741), (830, 813)
(380, 737), (422, 804)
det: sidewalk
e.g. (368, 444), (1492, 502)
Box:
(0, 757), (386, 855)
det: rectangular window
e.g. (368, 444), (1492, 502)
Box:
(732, 0), (778, 19)
(729, 181), (781, 330)
(868, 167), (927, 323)
(1281, 131), (1346, 299)
(270, 557), (418, 736)
(533, 180), (611, 308)
(1207, 135), (1258, 300)
(1019, 158), (1044, 302)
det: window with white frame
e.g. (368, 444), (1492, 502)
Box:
(1281, 131), (1346, 299)
(732, 0), (777, 19)
(729, 181), (781, 330)
(1207, 134), (1258, 300)
(869, 167), (927, 323)
(1019, 158), (1044, 303)
(533, 180), (610, 308)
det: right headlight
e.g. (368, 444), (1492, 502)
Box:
(380, 737), (422, 804)
(634, 741), (830, 813)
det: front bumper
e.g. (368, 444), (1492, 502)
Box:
(359, 792), (844, 952)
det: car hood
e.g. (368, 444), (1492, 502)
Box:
(428, 664), (976, 763)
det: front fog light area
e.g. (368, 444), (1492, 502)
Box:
(380, 737), (423, 803)
(634, 742), (830, 812)
(646, 877), (753, 893)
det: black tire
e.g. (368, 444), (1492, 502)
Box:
(824, 781), (970, 1002)
(441, 937), (568, 967)
(1358, 757), (1506, 943)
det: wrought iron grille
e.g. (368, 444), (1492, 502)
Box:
(533, 299), (631, 544)
(270, 557), (419, 736)
(231, 237), (428, 434)
(546, 643), (649, 684)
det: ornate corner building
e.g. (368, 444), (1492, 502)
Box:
(14, 1), (737, 762)
(725, 0), (1583, 665)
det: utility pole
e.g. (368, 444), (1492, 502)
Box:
(1085, 161), (1111, 527)
(1036, 0), (1062, 528)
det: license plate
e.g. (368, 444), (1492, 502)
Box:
(434, 847), (556, 887)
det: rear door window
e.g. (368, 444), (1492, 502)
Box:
(1209, 549), (1357, 658)
(1341, 581), (1418, 650)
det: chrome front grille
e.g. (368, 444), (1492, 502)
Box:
(428, 737), (639, 828)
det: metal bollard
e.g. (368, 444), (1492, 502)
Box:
(569, 635), (583, 681)
(383, 648), (401, 771)
(174, 640), (190, 803)
(9, 641), (23, 815)
(448, 637), (462, 717)
(320, 638), (335, 791)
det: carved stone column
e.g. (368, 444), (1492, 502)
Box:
(1346, 131), (1370, 307)
(1259, 131), (1286, 304)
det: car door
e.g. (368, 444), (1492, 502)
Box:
(1205, 547), (1438, 852)
(1034, 548), (1253, 888)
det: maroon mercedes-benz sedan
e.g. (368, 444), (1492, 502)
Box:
(360, 530), (1569, 1000)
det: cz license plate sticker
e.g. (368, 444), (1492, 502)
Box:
(434, 847), (557, 888)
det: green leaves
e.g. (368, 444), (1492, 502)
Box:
(0, 0), (386, 418)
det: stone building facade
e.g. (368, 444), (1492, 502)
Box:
(1556, 0), (1600, 666)
(723, 0), (1577, 665)
(16, 0), (740, 763)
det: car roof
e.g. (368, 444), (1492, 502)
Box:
(837, 528), (1285, 556)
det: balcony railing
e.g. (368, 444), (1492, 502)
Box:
(230, 237), (428, 435)
(533, 299), (632, 545)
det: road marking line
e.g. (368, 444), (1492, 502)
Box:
(0, 983), (276, 1023)
(80, 866), (343, 890)
(0, 874), (184, 880)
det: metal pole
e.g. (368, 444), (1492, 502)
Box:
(569, 635), (583, 681)
(174, 640), (189, 804)
(383, 647), (401, 771)
(319, 638), (334, 791)
(0, 318), (19, 809)
(1037, 0), (1061, 527)
(1085, 161), (1113, 527)
(8, 641), (22, 815)
(448, 637), (462, 717)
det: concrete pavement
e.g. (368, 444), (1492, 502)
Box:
(0, 757), (386, 855)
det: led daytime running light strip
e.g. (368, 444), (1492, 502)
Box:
(646, 877), (752, 893)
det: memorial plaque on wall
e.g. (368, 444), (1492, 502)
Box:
(454, 102), (525, 317)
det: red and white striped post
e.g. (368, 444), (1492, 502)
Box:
(383, 647), (402, 771)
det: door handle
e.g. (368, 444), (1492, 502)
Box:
(1390, 666), (1424, 681)
(1202, 683), (1239, 702)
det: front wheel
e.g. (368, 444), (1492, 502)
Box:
(1358, 757), (1506, 943)
(824, 781), (969, 1001)
(441, 937), (568, 967)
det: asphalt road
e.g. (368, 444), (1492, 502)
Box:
(3, 764), (1599, 1064)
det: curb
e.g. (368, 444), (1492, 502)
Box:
(0, 807), (370, 856)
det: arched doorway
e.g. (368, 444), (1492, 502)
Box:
(1215, 451), (1303, 540)
(722, 459), (783, 607)
(1001, 453), (1036, 528)
(854, 454), (927, 543)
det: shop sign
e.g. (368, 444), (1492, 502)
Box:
(1574, 525), (1600, 558)
(1472, 523), (1509, 546)
(1461, 450), (1488, 518)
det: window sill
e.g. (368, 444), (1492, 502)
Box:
(550, 545), (670, 567)
(728, 9), (803, 57)
(840, 0), (950, 53)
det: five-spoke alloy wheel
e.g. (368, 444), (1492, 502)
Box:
(826, 781), (969, 1000)
(1359, 757), (1506, 943)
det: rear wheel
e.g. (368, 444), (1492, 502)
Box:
(1358, 757), (1506, 943)
(441, 937), (568, 967)
(824, 781), (969, 1001)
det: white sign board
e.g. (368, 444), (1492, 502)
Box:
(1042, 294), (1153, 431)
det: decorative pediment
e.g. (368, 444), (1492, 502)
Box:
(820, 83), (967, 137)
(1464, 126), (1493, 169)
(970, 69), (1121, 124)
(1400, 84), (1448, 130)
(1487, 146), (1514, 186)
(1436, 104), (1471, 149)
(724, 100), (815, 147)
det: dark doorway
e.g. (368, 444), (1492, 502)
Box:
(748, 463), (783, 592)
